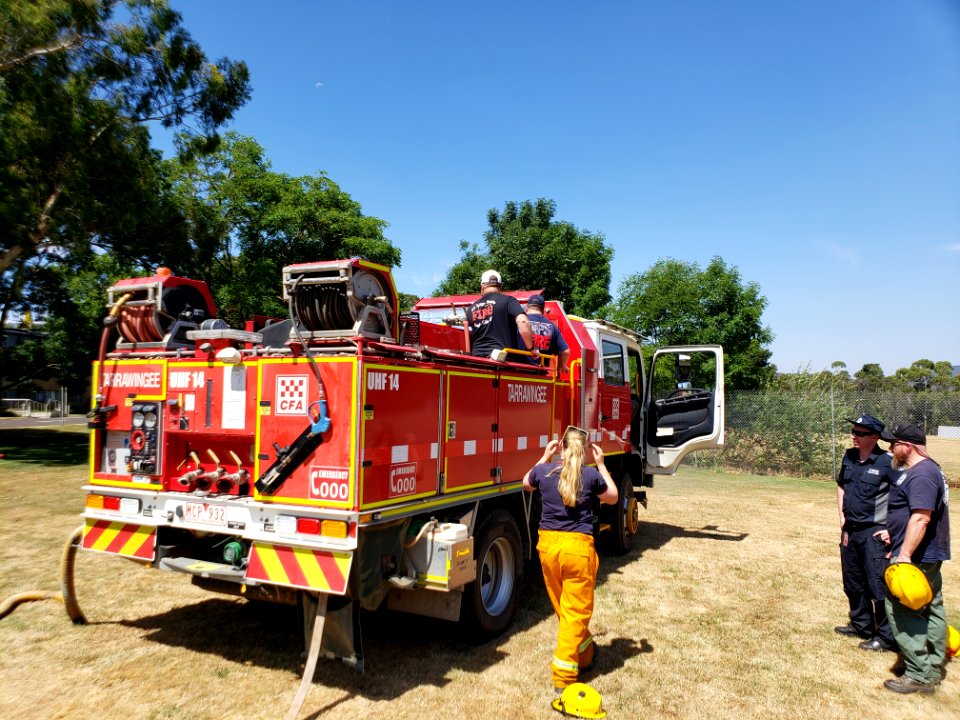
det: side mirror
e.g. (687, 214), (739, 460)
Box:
(676, 353), (692, 388)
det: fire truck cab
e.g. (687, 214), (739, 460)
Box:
(80, 259), (723, 671)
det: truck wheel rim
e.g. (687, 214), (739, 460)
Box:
(480, 537), (515, 616)
(626, 497), (639, 535)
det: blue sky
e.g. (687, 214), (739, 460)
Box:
(161, 1), (960, 375)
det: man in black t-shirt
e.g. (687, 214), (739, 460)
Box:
(879, 423), (950, 695)
(467, 269), (537, 360)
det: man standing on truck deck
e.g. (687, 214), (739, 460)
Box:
(879, 423), (950, 695)
(467, 269), (538, 360)
(834, 414), (898, 652)
(522, 294), (570, 373)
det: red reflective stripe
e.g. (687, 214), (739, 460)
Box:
(82, 520), (107, 548)
(316, 551), (346, 592)
(273, 545), (309, 588)
(132, 532), (155, 559)
(246, 547), (267, 580)
(105, 525), (138, 554)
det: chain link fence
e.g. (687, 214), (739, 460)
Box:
(689, 390), (960, 485)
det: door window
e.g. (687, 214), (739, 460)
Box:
(601, 339), (625, 386)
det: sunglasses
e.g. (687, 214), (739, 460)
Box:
(562, 425), (589, 447)
(850, 429), (876, 437)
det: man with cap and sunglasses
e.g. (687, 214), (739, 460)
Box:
(879, 423), (950, 694)
(521, 294), (570, 373)
(467, 270), (537, 360)
(834, 414), (898, 652)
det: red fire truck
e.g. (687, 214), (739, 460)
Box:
(81, 257), (724, 674)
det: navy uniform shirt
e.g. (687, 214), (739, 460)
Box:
(528, 462), (608, 535)
(521, 311), (569, 365)
(836, 446), (895, 526)
(887, 458), (951, 562)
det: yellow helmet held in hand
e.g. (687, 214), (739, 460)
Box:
(884, 562), (933, 611)
(552, 683), (606, 719)
(947, 625), (960, 657)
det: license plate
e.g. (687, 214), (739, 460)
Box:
(184, 502), (227, 527)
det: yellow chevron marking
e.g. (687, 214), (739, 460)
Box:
(257, 544), (290, 585)
(292, 546), (327, 589)
(334, 552), (351, 579)
(119, 526), (153, 556)
(91, 522), (122, 552)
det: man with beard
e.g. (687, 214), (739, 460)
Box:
(834, 414), (898, 652)
(880, 423), (951, 694)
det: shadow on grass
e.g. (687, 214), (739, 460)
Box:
(623, 520), (749, 562)
(0, 428), (89, 465)
(119, 596), (515, 697)
(111, 519), (745, 704)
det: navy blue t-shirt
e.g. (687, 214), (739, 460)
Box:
(528, 462), (608, 535)
(468, 292), (525, 358)
(887, 458), (951, 563)
(521, 312), (569, 365)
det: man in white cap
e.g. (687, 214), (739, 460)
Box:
(467, 269), (537, 360)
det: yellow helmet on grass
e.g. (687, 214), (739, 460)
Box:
(947, 625), (959, 657)
(884, 562), (933, 611)
(552, 683), (606, 719)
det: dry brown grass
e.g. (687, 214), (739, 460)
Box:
(1, 455), (958, 720)
(927, 437), (960, 486)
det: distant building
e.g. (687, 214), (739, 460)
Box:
(1, 326), (65, 404)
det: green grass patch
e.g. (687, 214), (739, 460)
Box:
(0, 427), (90, 466)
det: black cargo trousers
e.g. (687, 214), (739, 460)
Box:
(840, 523), (895, 647)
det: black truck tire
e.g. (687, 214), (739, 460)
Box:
(461, 509), (523, 639)
(606, 471), (639, 555)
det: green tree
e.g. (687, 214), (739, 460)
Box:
(891, 359), (958, 392)
(854, 363), (887, 392)
(435, 199), (613, 317)
(1, 0), (250, 332)
(397, 292), (420, 313)
(609, 257), (774, 389)
(166, 133), (400, 326)
(2, 252), (139, 398)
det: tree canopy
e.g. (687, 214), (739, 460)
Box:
(892, 359), (958, 392)
(1, 0), (251, 331)
(1, 0), (250, 396)
(435, 199), (613, 317)
(165, 132), (399, 327)
(609, 256), (774, 389)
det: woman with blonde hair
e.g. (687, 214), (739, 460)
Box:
(523, 427), (619, 692)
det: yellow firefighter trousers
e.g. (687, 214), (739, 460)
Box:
(537, 529), (598, 689)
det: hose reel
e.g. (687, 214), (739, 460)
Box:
(108, 269), (217, 349)
(282, 260), (398, 340)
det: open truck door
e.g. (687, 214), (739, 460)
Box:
(644, 345), (724, 474)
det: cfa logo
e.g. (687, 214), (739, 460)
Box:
(276, 375), (308, 415)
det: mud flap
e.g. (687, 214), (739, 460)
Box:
(299, 592), (364, 671)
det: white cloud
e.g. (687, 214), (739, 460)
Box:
(816, 240), (859, 267)
(943, 243), (960, 253)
